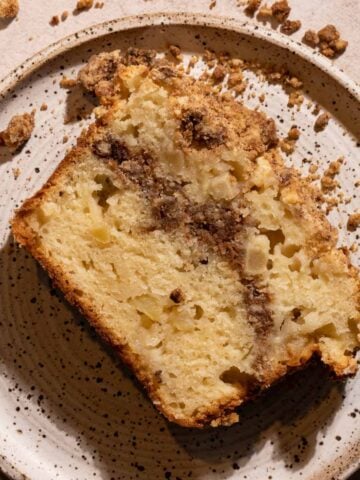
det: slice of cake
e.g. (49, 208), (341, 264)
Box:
(12, 50), (359, 427)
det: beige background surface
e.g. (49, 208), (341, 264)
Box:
(0, 1), (359, 479)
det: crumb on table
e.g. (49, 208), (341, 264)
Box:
(320, 158), (343, 192)
(76, 0), (94, 11)
(302, 30), (319, 47)
(314, 112), (330, 132)
(61, 11), (69, 21)
(49, 15), (59, 26)
(287, 126), (300, 140)
(280, 19), (301, 35)
(271, 0), (290, 23)
(0, 111), (35, 151)
(244, 0), (261, 15)
(258, 5), (272, 17)
(0, 0), (18, 18)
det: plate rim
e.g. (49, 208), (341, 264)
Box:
(0, 11), (359, 480)
(0, 12), (359, 102)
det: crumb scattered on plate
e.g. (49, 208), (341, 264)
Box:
(244, 0), (261, 16)
(0, 111), (35, 151)
(314, 112), (330, 132)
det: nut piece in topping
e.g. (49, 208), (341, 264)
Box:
(347, 213), (360, 232)
(244, 0), (261, 15)
(302, 30), (320, 47)
(314, 112), (330, 132)
(0, 111), (35, 151)
(271, 0), (290, 23)
(170, 288), (185, 304)
(0, 0), (18, 18)
(280, 19), (301, 35)
(76, 0), (93, 10)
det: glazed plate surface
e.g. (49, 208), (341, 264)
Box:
(0, 13), (359, 480)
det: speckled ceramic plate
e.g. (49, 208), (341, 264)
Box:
(0, 12), (359, 480)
